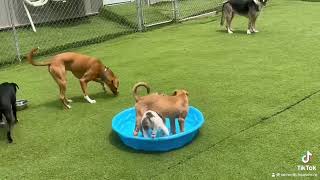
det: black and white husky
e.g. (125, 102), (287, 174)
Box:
(141, 110), (169, 138)
(220, 0), (268, 34)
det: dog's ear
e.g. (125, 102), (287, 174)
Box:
(146, 112), (154, 118)
(111, 79), (115, 87)
(156, 112), (164, 119)
(11, 83), (19, 91)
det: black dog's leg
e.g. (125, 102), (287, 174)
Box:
(12, 102), (18, 123)
(4, 111), (14, 143)
(0, 112), (5, 125)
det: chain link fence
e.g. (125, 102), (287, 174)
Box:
(0, 0), (223, 66)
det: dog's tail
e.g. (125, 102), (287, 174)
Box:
(27, 48), (51, 66)
(132, 82), (150, 102)
(220, 2), (226, 26)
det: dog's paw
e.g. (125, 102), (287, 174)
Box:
(228, 30), (233, 34)
(133, 131), (139, 136)
(247, 29), (252, 34)
(171, 130), (177, 135)
(84, 95), (96, 104)
(253, 29), (259, 33)
(65, 104), (72, 109)
(7, 135), (13, 143)
(67, 99), (73, 103)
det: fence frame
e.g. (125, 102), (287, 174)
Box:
(0, 0), (221, 66)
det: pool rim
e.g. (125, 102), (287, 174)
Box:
(112, 106), (205, 142)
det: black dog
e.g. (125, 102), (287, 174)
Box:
(0, 82), (19, 143)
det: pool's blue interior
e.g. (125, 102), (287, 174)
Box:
(112, 106), (204, 140)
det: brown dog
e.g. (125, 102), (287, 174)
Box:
(27, 48), (119, 109)
(132, 82), (189, 136)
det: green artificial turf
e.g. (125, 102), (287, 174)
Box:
(0, 0), (320, 179)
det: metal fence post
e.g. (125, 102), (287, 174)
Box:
(136, 0), (145, 31)
(6, 0), (21, 62)
(173, 0), (180, 22)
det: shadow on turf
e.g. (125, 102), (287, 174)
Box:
(0, 122), (19, 144)
(108, 130), (203, 154)
(216, 29), (253, 35)
(31, 91), (115, 110)
(0, 127), (6, 143)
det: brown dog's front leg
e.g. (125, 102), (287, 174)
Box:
(178, 117), (185, 133)
(101, 82), (108, 93)
(94, 79), (107, 92)
(80, 79), (96, 104)
(170, 117), (176, 134)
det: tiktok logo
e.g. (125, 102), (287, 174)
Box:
(302, 151), (312, 164)
(297, 151), (317, 171)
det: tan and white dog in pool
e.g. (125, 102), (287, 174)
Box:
(141, 110), (169, 138)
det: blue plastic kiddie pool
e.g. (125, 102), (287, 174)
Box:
(112, 106), (205, 152)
